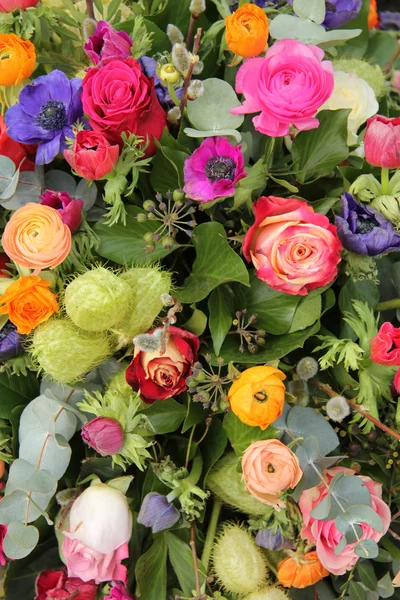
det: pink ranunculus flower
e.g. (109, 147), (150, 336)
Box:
(364, 115), (400, 169)
(371, 322), (400, 366)
(62, 536), (128, 584)
(0, 0), (38, 11)
(243, 196), (342, 296)
(299, 467), (391, 575)
(231, 39), (334, 137)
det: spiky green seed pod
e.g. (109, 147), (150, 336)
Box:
(115, 267), (172, 340)
(30, 318), (112, 384)
(212, 523), (267, 596)
(333, 59), (386, 99)
(64, 267), (131, 332)
(244, 586), (290, 600)
(207, 454), (271, 517)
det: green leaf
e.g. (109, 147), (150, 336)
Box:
(357, 562), (378, 591)
(182, 398), (207, 434)
(293, 0), (326, 24)
(355, 539), (379, 560)
(208, 284), (234, 356)
(311, 197), (340, 215)
(177, 223), (249, 304)
(150, 141), (189, 195)
(0, 490), (42, 525)
(292, 109), (350, 183)
(349, 581), (367, 600)
(143, 398), (187, 434)
(184, 306), (207, 337)
(286, 406), (339, 457)
(164, 531), (206, 597)
(3, 522), (39, 560)
(135, 535), (167, 600)
(288, 294), (322, 333)
(311, 473), (371, 520)
(186, 78), (244, 134)
(376, 572), (395, 599)
(223, 411), (278, 456)
(94, 205), (177, 265)
(201, 417), (228, 480)
(7, 460), (57, 495)
(335, 505), (383, 537)
(0, 372), (40, 419)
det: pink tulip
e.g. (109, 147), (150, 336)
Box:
(364, 115), (400, 169)
(0, 0), (39, 11)
(64, 131), (119, 181)
(81, 417), (124, 456)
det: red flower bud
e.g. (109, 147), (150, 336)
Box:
(364, 115), (400, 169)
(81, 416), (124, 455)
(64, 131), (119, 181)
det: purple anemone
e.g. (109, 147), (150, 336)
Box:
(0, 322), (24, 361)
(287, 0), (362, 28)
(5, 70), (83, 165)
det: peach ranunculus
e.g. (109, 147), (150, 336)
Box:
(228, 366), (286, 430)
(299, 467), (391, 575)
(225, 3), (269, 59)
(243, 196), (342, 296)
(2, 203), (72, 274)
(393, 569), (400, 587)
(0, 34), (36, 86)
(241, 439), (303, 510)
(62, 537), (128, 585)
(278, 551), (330, 588)
(0, 276), (58, 334)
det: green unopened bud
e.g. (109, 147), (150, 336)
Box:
(212, 523), (267, 596)
(187, 79), (204, 100)
(136, 213), (148, 223)
(244, 587), (290, 600)
(173, 189), (185, 202)
(167, 24), (184, 45)
(162, 235), (175, 249)
(82, 18), (97, 42)
(159, 63), (180, 84)
(172, 43), (190, 74)
(143, 200), (156, 212)
(167, 106), (181, 125)
(189, 0), (206, 14)
(333, 59), (386, 99)
(371, 195), (400, 226)
(192, 60), (204, 75)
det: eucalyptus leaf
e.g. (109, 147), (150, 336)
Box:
(354, 539), (379, 560)
(0, 490), (41, 524)
(376, 572), (395, 599)
(286, 406), (339, 457)
(293, 0), (326, 24)
(3, 522), (39, 560)
(6, 170), (43, 209)
(19, 432), (71, 480)
(44, 170), (76, 195)
(335, 505), (384, 536)
(311, 473), (371, 521)
(19, 395), (77, 442)
(7, 459), (57, 495)
(75, 179), (97, 210)
(187, 78), (244, 133)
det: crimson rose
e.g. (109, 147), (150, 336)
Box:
(82, 57), (167, 155)
(126, 326), (200, 404)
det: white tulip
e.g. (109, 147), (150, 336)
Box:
(68, 483), (132, 554)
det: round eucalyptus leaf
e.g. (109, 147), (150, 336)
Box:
(184, 127), (242, 143)
(19, 431), (71, 480)
(19, 395), (77, 442)
(75, 178), (97, 210)
(187, 78), (244, 133)
(44, 170), (76, 195)
(3, 521), (39, 559)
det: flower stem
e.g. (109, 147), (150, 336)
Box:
(201, 497), (222, 571)
(381, 167), (391, 195)
(376, 298), (400, 311)
(383, 45), (400, 73)
(186, 13), (199, 50)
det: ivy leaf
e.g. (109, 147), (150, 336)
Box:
(208, 284), (234, 356)
(223, 411), (278, 456)
(143, 399), (187, 435)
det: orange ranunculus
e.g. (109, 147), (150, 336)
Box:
(0, 33), (36, 86)
(368, 0), (379, 30)
(228, 365), (286, 429)
(0, 276), (58, 334)
(278, 551), (330, 589)
(225, 3), (269, 58)
(2, 203), (72, 274)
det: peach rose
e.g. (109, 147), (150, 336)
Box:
(2, 203), (71, 274)
(243, 196), (342, 296)
(242, 439), (303, 510)
(0, 275), (58, 334)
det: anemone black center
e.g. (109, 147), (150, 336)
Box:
(205, 156), (236, 182)
(326, 2), (336, 11)
(36, 100), (67, 131)
(355, 216), (379, 234)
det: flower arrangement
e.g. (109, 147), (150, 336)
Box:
(0, 1), (398, 600)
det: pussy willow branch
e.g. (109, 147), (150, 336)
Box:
(179, 28), (202, 122)
(186, 13), (200, 49)
(86, 0), (95, 20)
(311, 379), (400, 443)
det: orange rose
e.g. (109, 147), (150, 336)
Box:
(368, 0), (379, 29)
(278, 551), (330, 588)
(242, 439), (302, 509)
(228, 366), (285, 429)
(2, 203), (72, 274)
(0, 33), (36, 86)
(225, 3), (269, 58)
(0, 276), (58, 334)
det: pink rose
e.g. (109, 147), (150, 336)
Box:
(242, 439), (303, 510)
(231, 39), (334, 137)
(243, 196), (342, 296)
(62, 536), (128, 584)
(394, 369), (400, 394)
(299, 467), (391, 575)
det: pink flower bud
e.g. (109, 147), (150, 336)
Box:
(64, 131), (119, 181)
(364, 115), (400, 169)
(81, 417), (124, 456)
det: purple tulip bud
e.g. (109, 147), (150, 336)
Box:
(256, 528), (292, 551)
(0, 322), (24, 360)
(137, 492), (180, 533)
(81, 416), (124, 455)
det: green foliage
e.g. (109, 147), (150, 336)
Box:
(223, 411), (278, 456)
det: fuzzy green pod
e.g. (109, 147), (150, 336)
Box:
(30, 318), (112, 384)
(207, 453), (271, 517)
(64, 268), (132, 332)
(244, 587), (289, 600)
(332, 59), (386, 98)
(212, 523), (267, 596)
(116, 267), (171, 340)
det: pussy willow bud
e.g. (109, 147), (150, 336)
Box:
(160, 293), (175, 306)
(167, 106), (181, 125)
(167, 24), (184, 45)
(133, 329), (163, 353)
(187, 80), (204, 100)
(296, 356), (318, 381)
(326, 396), (351, 423)
(82, 18), (97, 42)
(189, 0), (206, 14)
(192, 60), (204, 75)
(172, 43), (190, 74)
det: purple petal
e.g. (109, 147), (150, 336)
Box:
(36, 133), (62, 165)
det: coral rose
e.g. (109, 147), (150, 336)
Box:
(62, 537), (128, 585)
(2, 203), (72, 274)
(231, 39), (334, 137)
(241, 439), (302, 509)
(126, 326), (200, 404)
(371, 322), (400, 366)
(225, 3), (269, 58)
(228, 366), (286, 430)
(243, 196), (342, 296)
(278, 551), (329, 588)
(0, 33), (35, 86)
(299, 467), (391, 575)
(0, 276), (58, 334)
